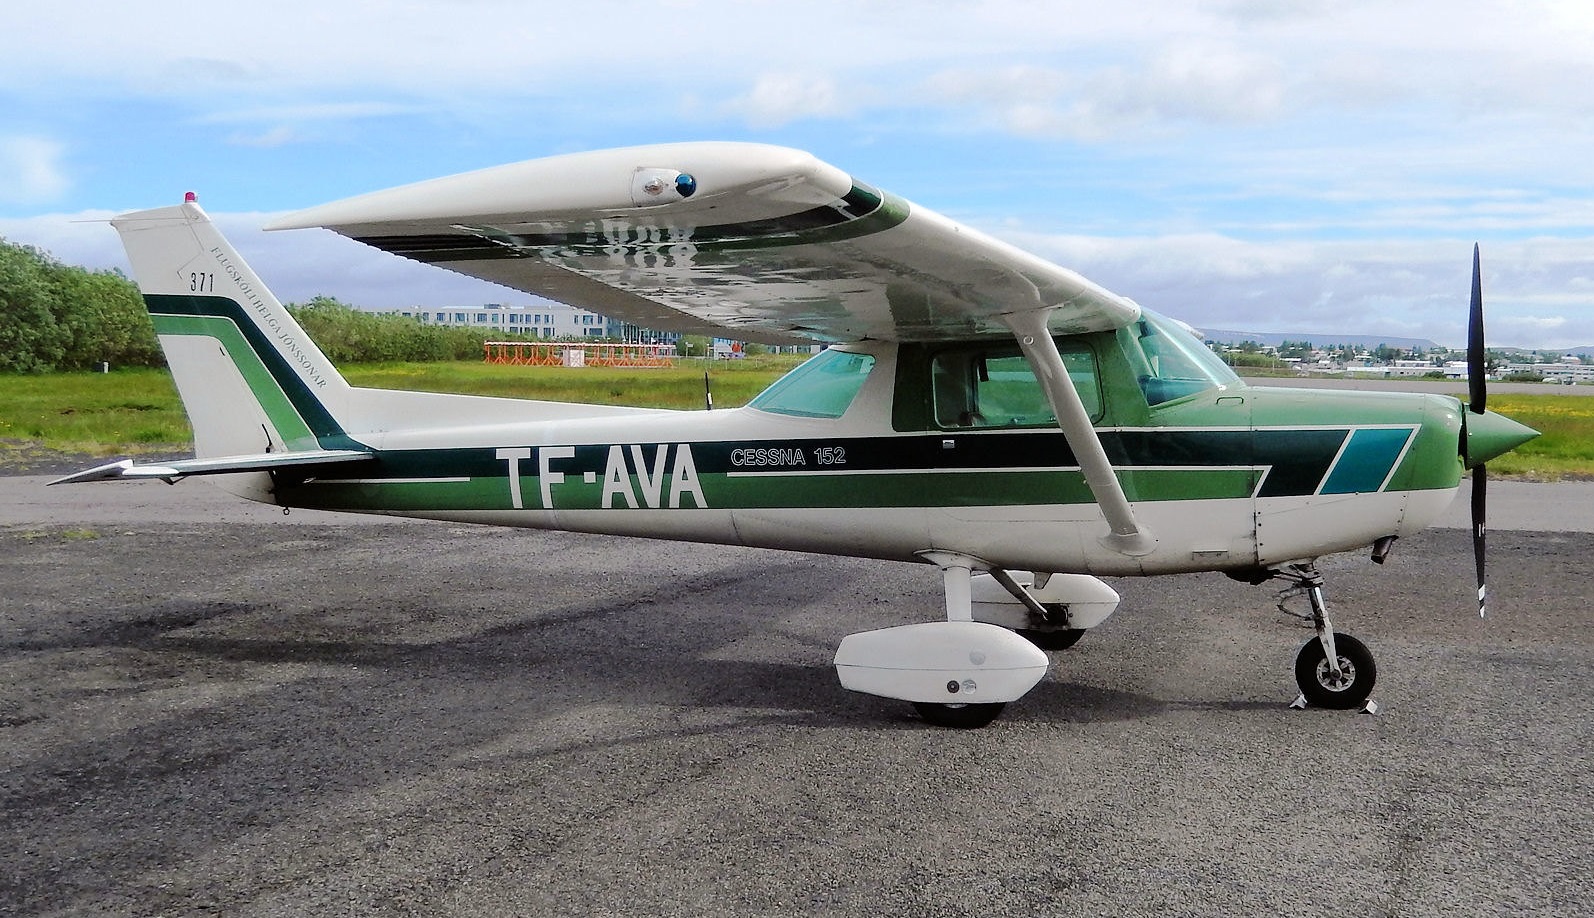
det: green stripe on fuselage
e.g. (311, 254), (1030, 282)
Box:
(282, 467), (1269, 513)
(272, 423), (1427, 515)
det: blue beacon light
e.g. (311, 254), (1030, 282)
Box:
(675, 173), (697, 198)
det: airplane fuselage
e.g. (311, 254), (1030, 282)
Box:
(271, 332), (1468, 578)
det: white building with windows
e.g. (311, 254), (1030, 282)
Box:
(374, 301), (822, 357)
(1502, 358), (1594, 384)
(378, 301), (677, 343)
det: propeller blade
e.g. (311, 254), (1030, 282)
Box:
(1467, 243), (1486, 415)
(1472, 463), (1487, 618)
(1467, 244), (1488, 618)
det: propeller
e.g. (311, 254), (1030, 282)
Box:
(1465, 244), (1487, 617)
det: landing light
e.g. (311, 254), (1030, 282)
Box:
(632, 168), (697, 206)
(641, 173), (697, 198)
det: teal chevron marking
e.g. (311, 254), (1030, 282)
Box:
(1320, 427), (1416, 494)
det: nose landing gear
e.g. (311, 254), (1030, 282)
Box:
(1270, 563), (1378, 710)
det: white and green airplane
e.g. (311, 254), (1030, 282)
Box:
(56, 143), (1538, 727)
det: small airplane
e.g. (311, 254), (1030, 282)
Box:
(57, 143), (1538, 727)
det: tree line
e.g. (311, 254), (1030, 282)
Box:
(0, 236), (162, 372)
(0, 237), (539, 371)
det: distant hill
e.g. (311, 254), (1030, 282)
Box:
(1201, 329), (1442, 351)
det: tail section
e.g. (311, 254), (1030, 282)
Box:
(113, 200), (360, 461)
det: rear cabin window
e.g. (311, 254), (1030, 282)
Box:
(930, 341), (1101, 428)
(748, 348), (876, 418)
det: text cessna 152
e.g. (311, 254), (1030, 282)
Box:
(58, 143), (1538, 727)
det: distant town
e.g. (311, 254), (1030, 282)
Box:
(1202, 330), (1594, 385)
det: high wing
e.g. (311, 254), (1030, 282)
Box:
(266, 143), (1140, 345)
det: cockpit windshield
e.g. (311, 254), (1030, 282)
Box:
(1125, 309), (1239, 406)
(748, 348), (875, 418)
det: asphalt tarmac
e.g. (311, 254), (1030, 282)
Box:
(2, 476), (1591, 917)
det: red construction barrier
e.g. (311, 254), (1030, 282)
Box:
(484, 342), (675, 367)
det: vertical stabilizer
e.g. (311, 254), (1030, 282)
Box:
(113, 201), (357, 467)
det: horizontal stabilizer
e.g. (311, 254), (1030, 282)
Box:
(48, 449), (375, 485)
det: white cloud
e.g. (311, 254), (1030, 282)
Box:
(1000, 229), (1594, 348)
(199, 102), (423, 126)
(1065, 46), (1288, 135)
(722, 74), (847, 128)
(0, 137), (70, 205)
(227, 126), (301, 149)
(206, 102), (425, 149)
(1502, 315), (1568, 330)
(4, 2), (1594, 349)
(4, 1), (1594, 156)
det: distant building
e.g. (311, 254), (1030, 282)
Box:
(377, 301), (678, 343)
(1343, 359), (1440, 378)
(374, 301), (821, 355)
(1502, 361), (1594, 384)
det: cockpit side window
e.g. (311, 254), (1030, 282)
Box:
(929, 340), (1101, 428)
(1128, 310), (1240, 407)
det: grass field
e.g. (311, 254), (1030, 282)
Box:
(0, 368), (190, 453)
(1, 361), (1587, 479)
(344, 355), (804, 410)
(1481, 393), (1594, 479)
(0, 358), (805, 461)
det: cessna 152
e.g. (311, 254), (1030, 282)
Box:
(57, 143), (1538, 727)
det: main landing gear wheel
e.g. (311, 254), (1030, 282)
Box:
(1294, 632), (1376, 709)
(913, 701), (1007, 729)
(1017, 628), (1086, 651)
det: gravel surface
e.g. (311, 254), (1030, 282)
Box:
(2, 480), (1590, 917)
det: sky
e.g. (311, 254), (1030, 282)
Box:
(4, 0), (1594, 350)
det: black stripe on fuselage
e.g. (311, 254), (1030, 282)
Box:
(285, 428), (1347, 499)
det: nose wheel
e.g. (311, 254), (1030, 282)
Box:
(1293, 631), (1376, 709)
(1270, 562), (1379, 711)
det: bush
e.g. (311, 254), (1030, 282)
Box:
(0, 237), (161, 372)
(0, 237), (527, 372)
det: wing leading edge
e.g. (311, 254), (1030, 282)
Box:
(266, 142), (1141, 344)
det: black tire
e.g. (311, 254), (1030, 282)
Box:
(1294, 632), (1376, 709)
(912, 702), (1006, 729)
(1017, 628), (1086, 651)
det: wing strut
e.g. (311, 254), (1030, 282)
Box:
(1005, 308), (1155, 557)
